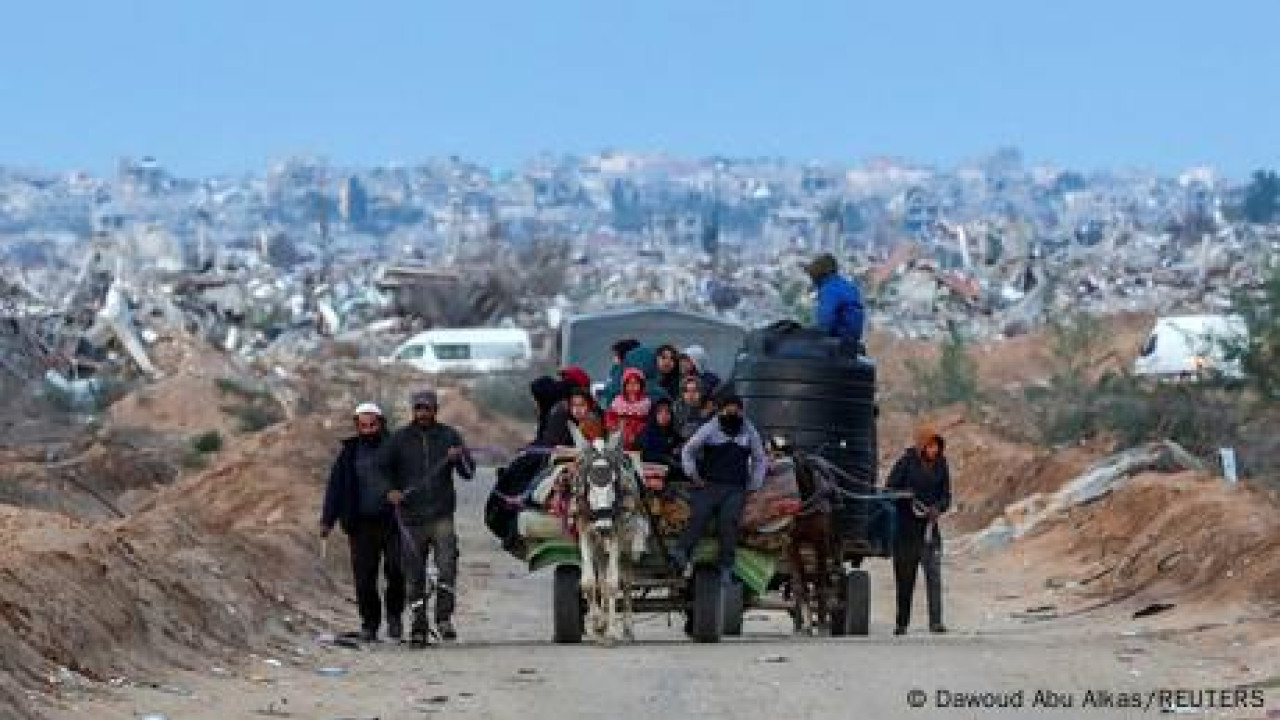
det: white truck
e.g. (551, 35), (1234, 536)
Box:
(385, 328), (532, 375)
(1133, 314), (1248, 380)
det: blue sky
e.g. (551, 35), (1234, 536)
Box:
(1, 0), (1276, 177)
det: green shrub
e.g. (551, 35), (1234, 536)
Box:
(226, 403), (285, 432)
(214, 377), (271, 401)
(191, 430), (223, 454)
(903, 323), (980, 412)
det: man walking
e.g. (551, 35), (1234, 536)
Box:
(887, 423), (952, 635)
(320, 403), (404, 643)
(379, 390), (475, 646)
(668, 394), (767, 582)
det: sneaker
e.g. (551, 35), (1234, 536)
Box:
(930, 624), (948, 634)
(387, 616), (403, 641)
(437, 619), (457, 642)
(359, 627), (379, 643)
(893, 626), (907, 636)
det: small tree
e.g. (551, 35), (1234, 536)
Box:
(1020, 313), (1116, 445)
(1233, 265), (1280, 401)
(1242, 170), (1280, 224)
(904, 323), (980, 411)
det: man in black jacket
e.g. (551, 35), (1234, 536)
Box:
(887, 423), (952, 635)
(380, 390), (475, 646)
(320, 402), (404, 643)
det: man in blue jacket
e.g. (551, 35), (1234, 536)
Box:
(803, 253), (865, 342)
(321, 402), (404, 643)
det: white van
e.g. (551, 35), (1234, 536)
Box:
(386, 328), (532, 375)
(1133, 315), (1248, 380)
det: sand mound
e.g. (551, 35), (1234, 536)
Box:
(0, 379), (528, 720)
(1015, 472), (1280, 606)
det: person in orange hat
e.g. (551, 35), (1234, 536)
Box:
(887, 422), (952, 635)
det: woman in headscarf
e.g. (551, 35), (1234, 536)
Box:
(565, 385), (605, 443)
(672, 375), (714, 441)
(887, 422), (952, 636)
(680, 344), (722, 397)
(640, 397), (683, 470)
(655, 344), (683, 400)
(529, 375), (568, 447)
(600, 338), (641, 406)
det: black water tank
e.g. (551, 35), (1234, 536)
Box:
(731, 323), (877, 484)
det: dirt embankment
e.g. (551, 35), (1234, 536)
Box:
(0, 352), (530, 720)
(873, 314), (1280, 618)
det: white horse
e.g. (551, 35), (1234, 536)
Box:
(567, 425), (649, 645)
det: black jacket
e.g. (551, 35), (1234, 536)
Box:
(886, 444), (952, 542)
(640, 416), (682, 468)
(377, 421), (475, 522)
(321, 432), (389, 533)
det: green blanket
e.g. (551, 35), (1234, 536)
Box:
(526, 539), (777, 597)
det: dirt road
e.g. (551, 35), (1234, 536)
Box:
(48, 473), (1278, 720)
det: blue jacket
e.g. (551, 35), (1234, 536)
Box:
(814, 273), (865, 341)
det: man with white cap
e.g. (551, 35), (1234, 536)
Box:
(379, 389), (475, 646)
(321, 402), (404, 643)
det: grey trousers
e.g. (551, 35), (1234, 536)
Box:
(400, 516), (458, 628)
(893, 536), (943, 629)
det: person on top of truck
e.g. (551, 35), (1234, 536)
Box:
(802, 253), (865, 342)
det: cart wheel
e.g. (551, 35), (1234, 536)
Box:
(723, 580), (745, 637)
(690, 566), (724, 643)
(831, 568), (870, 637)
(553, 565), (584, 644)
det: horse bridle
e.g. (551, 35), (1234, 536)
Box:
(573, 448), (634, 527)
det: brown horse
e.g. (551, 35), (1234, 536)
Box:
(786, 453), (837, 634)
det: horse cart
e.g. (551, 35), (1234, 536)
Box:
(493, 442), (790, 644)
(485, 322), (897, 643)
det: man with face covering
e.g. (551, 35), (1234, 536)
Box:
(887, 422), (953, 635)
(668, 394), (767, 581)
(321, 403), (404, 643)
(379, 390), (475, 646)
